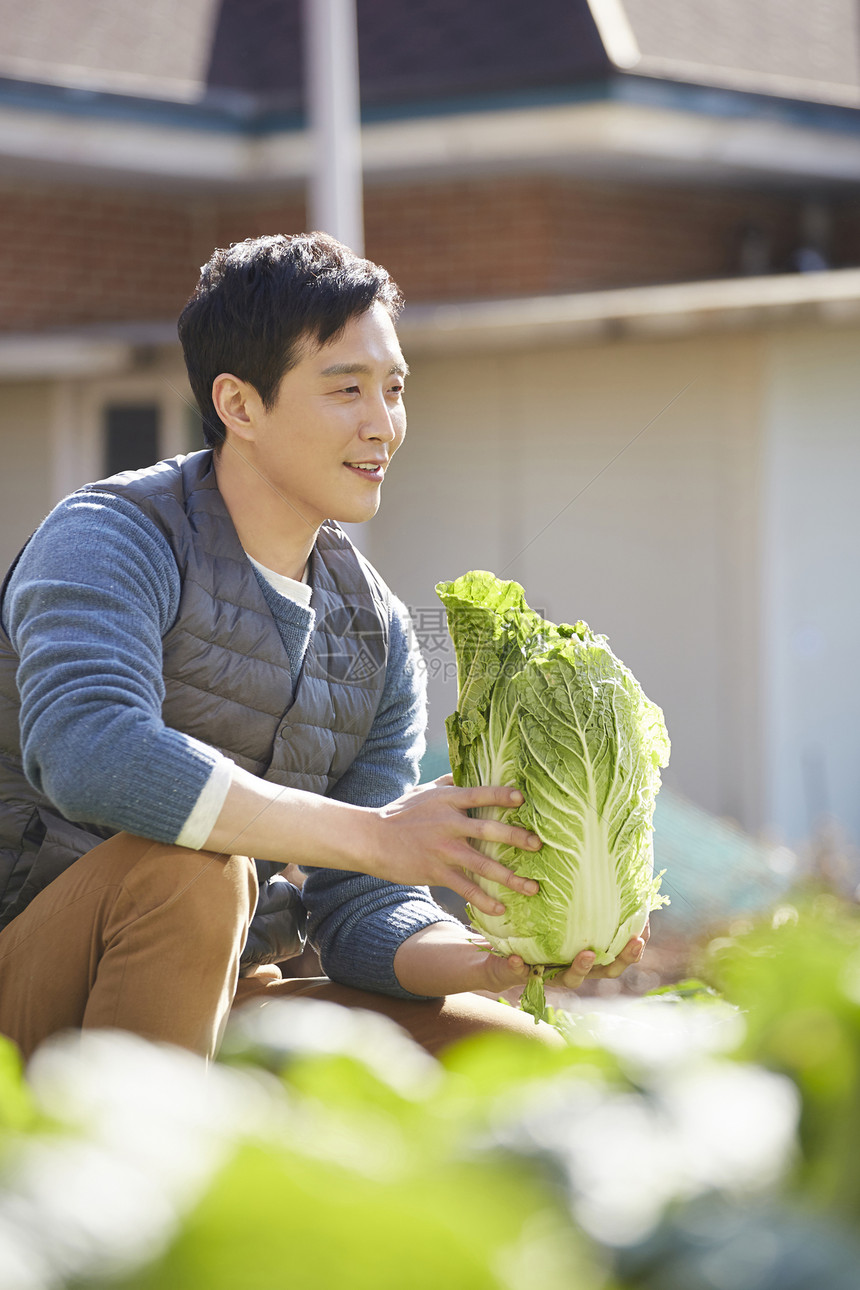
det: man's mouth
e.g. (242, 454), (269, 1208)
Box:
(344, 461), (386, 481)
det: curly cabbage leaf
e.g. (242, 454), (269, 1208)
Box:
(436, 571), (670, 1022)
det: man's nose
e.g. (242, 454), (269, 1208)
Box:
(362, 393), (400, 440)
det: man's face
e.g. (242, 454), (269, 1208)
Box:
(248, 302), (408, 532)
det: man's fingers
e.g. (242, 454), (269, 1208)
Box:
(452, 873), (506, 916)
(613, 932), (647, 967)
(551, 931), (650, 991)
(464, 847), (539, 896)
(580, 934), (647, 981)
(558, 960), (592, 989)
(456, 783), (525, 811)
(479, 952), (532, 993)
(444, 853), (535, 913)
(499, 954), (530, 985)
(467, 815), (542, 854)
(569, 950), (596, 983)
(436, 781), (545, 863)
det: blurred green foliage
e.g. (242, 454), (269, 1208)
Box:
(0, 1037), (36, 1135)
(705, 891), (860, 1222)
(4, 889), (860, 1289)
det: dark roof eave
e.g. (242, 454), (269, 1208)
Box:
(1, 67), (860, 141)
(0, 71), (619, 136)
(613, 71), (860, 137)
(0, 75), (285, 135)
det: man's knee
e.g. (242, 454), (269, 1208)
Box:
(176, 851), (258, 947)
(110, 841), (258, 955)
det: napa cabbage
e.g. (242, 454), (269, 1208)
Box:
(436, 571), (670, 1021)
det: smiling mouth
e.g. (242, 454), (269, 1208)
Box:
(345, 462), (386, 479)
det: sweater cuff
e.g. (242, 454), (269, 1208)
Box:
(175, 758), (233, 849)
(314, 887), (464, 1000)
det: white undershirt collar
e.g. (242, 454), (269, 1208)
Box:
(246, 553), (312, 609)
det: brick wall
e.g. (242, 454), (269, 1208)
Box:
(0, 175), (857, 333)
(369, 178), (860, 301)
(0, 188), (195, 331)
(551, 182), (809, 292)
(0, 186), (308, 332)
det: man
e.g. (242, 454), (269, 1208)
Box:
(0, 233), (645, 1061)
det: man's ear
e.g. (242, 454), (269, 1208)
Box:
(211, 374), (261, 444)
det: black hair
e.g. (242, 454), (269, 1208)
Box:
(177, 232), (404, 449)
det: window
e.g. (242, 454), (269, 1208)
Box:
(104, 403), (160, 476)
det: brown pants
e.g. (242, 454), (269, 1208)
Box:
(0, 832), (559, 1062)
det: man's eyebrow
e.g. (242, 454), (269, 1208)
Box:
(318, 361), (410, 378)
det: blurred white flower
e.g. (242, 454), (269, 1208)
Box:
(224, 996), (440, 1098)
(479, 1001), (798, 1248)
(556, 995), (745, 1075)
(0, 1029), (280, 1290)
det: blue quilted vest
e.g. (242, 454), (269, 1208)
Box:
(0, 451), (390, 960)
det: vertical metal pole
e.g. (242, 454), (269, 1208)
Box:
(303, 0), (364, 255)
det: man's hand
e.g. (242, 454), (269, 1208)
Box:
(393, 920), (649, 999)
(368, 774), (543, 916)
(205, 767), (542, 911)
(480, 922), (650, 994)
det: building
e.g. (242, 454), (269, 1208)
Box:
(2, 0), (860, 854)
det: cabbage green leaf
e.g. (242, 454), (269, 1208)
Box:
(436, 571), (670, 1021)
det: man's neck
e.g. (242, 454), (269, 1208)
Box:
(213, 446), (318, 581)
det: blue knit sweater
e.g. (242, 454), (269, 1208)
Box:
(2, 491), (458, 998)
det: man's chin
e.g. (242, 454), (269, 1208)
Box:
(331, 499), (381, 526)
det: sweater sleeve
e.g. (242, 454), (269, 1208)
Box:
(300, 594), (462, 999)
(3, 492), (232, 841)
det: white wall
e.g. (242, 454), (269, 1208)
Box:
(0, 383), (53, 573)
(368, 329), (766, 831)
(761, 326), (860, 847)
